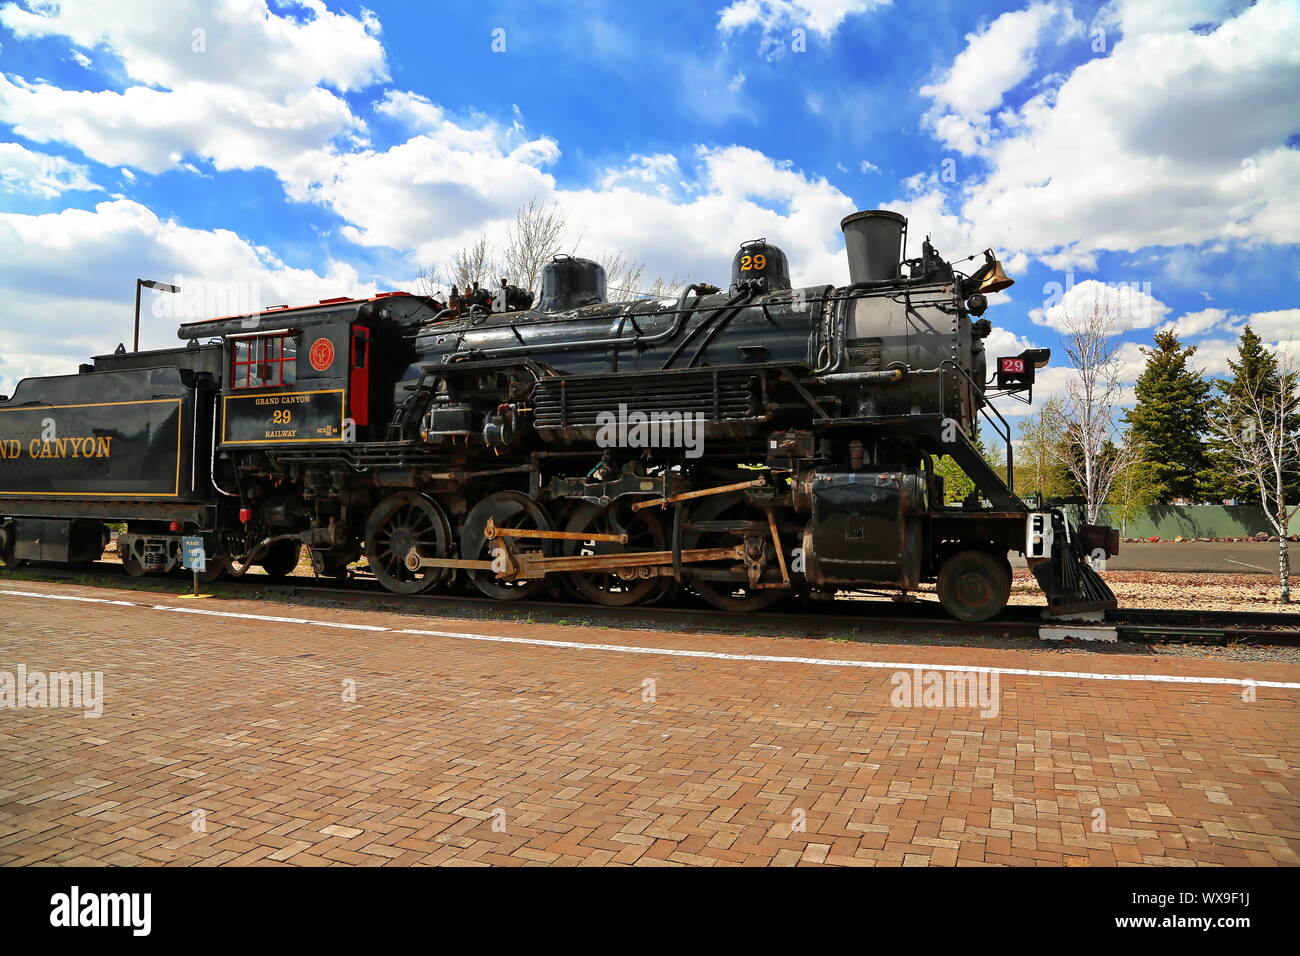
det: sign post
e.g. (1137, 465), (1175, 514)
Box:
(181, 535), (206, 599)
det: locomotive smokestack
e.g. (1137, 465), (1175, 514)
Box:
(840, 210), (907, 283)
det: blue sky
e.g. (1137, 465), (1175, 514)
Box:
(0, 0), (1297, 415)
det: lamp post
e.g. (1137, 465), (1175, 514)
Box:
(134, 279), (181, 352)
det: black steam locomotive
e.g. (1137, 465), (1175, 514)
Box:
(0, 209), (1116, 621)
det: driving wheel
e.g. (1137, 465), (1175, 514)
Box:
(561, 500), (668, 607)
(460, 490), (553, 600)
(365, 492), (453, 594)
(679, 491), (785, 612)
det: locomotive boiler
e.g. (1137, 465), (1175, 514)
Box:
(0, 209), (1117, 622)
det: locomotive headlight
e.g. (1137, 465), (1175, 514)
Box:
(1022, 347), (1051, 369)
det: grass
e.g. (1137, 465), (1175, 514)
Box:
(2, 564), (195, 596)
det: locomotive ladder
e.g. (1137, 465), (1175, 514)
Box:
(387, 369), (439, 441)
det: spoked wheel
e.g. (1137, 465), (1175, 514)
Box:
(259, 539), (302, 579)
(680, 492), (785, 612)
(365, 492), (453, 594)
(561, 500), (668, 607)
(937, 549), (1010, 622)
(460, 490), (553, 600)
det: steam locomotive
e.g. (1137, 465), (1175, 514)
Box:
(0, 209), (1116, 621)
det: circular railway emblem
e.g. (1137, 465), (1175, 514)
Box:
(308, 337), (335, 371)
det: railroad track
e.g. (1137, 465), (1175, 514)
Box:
(4, 561), (1297, 647)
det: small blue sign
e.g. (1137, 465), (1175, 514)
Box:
(181, 535), (206, 572)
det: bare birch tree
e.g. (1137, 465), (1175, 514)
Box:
(447, 233), (496, 292)
(596, 250), (645, 300)
(1209, 342), (1300, 602)
(1057, 290), (1138, 524)
(419, 199), (682, 304)
(644, 275), (685, 299)
(501, 199), (567, 292)
(590, 252), (683, 301)
(415, 262), (443, 299)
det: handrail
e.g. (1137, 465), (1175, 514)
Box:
(939, 359), (1014, 493)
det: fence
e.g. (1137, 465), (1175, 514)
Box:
(1100, 504), (1300, 539)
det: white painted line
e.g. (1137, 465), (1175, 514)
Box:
(1, 587), (1297, 691)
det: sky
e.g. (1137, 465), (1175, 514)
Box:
(0, 0), (1296, 421)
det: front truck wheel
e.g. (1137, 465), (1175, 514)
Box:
(937, 550), (1010, 622)
(259, 539), (302, 579)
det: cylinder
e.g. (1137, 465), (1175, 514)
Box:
(840, 210), (906, 283)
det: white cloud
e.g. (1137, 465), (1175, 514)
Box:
(1233, 308), (1300, 343)
(374, 90), (445, 132)
(920, 2), (1077, 155)
(984, 326), (1035, 362)
(1151, 306), (1300, 345)
(599, 153), (683, 197)
(0, 75), (363, 176)
(1029, 278), (1171, 333)
(0, 0), (386, 176)
(555, 146), (855, 286)
(0, 0), (386, 97)
(879, 186), (978, 263)
(717, 0), (891, 42)
(281, 116), (561, 258)
(0, 199), (376, 393)
(0, 141), (99, 197)
(912, 0), (1300, 267)
(1158, 307), (1229, 338)
(283, 93), (857, 288)
(1098, 0), (1244, 38)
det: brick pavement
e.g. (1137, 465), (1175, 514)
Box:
(0, 581), (1296, 866)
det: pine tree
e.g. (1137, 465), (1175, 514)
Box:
(1202, 325), (1300, 502)
(1122, 330), (1211, 501)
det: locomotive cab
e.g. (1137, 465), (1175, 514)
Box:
(176, 294), (423, 449)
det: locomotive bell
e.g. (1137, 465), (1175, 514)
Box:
(841, 210), (906, 283)
(538, 255), (607, 312)
(978, 257), (1014, 294)
(730, 239), (791, 293)
(962, 249), (1015, 297)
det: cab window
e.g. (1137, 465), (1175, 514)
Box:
(231, 334), (297, 388)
